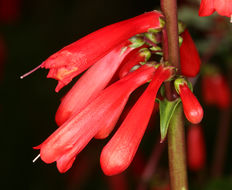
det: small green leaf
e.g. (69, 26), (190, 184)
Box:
(159, 98), (181, 142)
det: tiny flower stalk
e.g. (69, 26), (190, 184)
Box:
(34, 65), (156, 173)
(187, 125), (206, 171)
(40, 11), (163, 92)
(174, 78), (203, 124)
(55, 40), (134, 126)
(199, 0), (232, 21)
(100, 64), (174, 176)
(180, 29), (201, 77)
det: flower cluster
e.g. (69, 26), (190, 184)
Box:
(29, 11), (204, 174)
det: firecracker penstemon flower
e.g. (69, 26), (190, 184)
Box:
(100, 64), (174, 175)
(34, 65), (157, 173)
(55, 40), (149, 126)
(20, 11), (163, 92)
(30, 10), (204, 175)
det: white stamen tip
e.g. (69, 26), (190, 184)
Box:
(33, 154), (40, 163)
(20, 63), (43, 79)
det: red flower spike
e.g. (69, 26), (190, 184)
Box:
(175, 79), (203, 124)
(55, 40), (134, 126)
(118, 47), (149, 79)
(34, 65), (155, 173)
(199, 0), (232, 19)
(40, 11), (163, 92)
(180, 29), (201, 77)
(100, 65), (174, 176)
(187, 125), (206, 171)
(202, 74), (231, 109)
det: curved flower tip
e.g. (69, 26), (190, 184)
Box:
(42, 11), (163, 91)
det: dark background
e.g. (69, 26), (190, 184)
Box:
(1, 0), (232, 190)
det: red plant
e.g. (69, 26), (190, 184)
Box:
(202, 73), (231, 109)
(180, 29), (201, 77)
(100, 65), (174, 175)
(187, 125), (206, 171)
(199, 0), (232, 18)
(175, 78), (203, 124)
(39, 11), (163, 92)
(34, 65), (156, 173)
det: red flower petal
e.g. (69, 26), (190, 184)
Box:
(41, 11), (163, 91)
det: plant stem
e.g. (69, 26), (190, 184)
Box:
(161, 0), (188, 189)
(168, 104), (188, 190)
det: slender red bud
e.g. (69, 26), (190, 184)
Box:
(180, 29), (201, 77)
(175, 78), (203, 124)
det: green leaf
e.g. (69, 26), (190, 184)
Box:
(159, 98), (181, 142)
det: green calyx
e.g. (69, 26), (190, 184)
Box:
(144, 32), (159, 44)
(129, 36), (145, 48)
(139, 48), (151, 61)
(178, 21), (186, 34)
(179, 36), (183, 46)
(174, 77), (192, 94)
(150, 46), (162, 51)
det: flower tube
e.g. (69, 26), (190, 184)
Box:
(55, 40), (134, 126)
(100, 65), (174, 176)
(34, 65), (156, 173)
(40, 11), (163, 92)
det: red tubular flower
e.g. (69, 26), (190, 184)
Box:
(34, 65), (155, 173)
(175, 79), (203, 124)
(100, 65), (174, 176)
(39, 11), (162, 92)
(180, 29), (201, 77)
(55, 40), (135, 126)
(202, 74), (231, 109)
(187, 125), (206, 171)
(199, 0), (232, 18)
